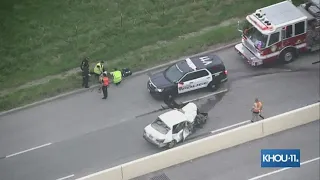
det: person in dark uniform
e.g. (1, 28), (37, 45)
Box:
(80, 57), (89, 71)
(101, 72), (110, 99)
(80, 57), (90, 88)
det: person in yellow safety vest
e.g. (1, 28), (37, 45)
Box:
(251, 98), (264, 122)
(110, 68), (122, 86)
(93, 61), (105, 80)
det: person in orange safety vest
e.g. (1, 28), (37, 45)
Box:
(251, 98), (264, 122)
(101, 71), (109, 99)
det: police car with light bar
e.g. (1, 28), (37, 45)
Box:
(147, 54), (228, 99)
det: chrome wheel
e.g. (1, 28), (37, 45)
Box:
(284, 52), (293, 62)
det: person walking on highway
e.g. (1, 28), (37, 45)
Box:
(251, 98), (264, 122)
(110, 68), (122, 86)
(101, 71), (110, 99)
(93, 61), (105, 81)
(80, 57), (90, 88)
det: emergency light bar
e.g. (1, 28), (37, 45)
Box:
(250, 9), (274, 31)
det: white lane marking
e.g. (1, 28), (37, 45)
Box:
(183, 88), (228, 103)
(248, 157), (320, 180)
(56, 174), (75, 180)
(5, 143), (52, 158)
(211, 120), (251, 134)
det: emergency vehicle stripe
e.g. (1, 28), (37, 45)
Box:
(186, 58), (197, 70)
(296, 43), (307, 49)
(260, 43), (307, 59)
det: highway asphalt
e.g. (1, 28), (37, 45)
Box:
(135, 120), (320, 180)
(0, 47), (319, 180)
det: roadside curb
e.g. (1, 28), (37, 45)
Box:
(129, 41), (240, 77)
(0, 41), (239, 117)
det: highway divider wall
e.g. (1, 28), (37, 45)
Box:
(76, 102), (320, 180)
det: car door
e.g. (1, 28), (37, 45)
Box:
(194, 69), (212, 89)
(177, 70), (211, 94)
(177, 72), (197, 94)
(182, 121), (192, 141)
(172, 122), (185, 143)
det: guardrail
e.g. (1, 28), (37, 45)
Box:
(76, 102), (320, 180)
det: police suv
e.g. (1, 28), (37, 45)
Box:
(147, 54), (228, 99)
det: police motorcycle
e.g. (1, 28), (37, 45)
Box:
(121, 68), (132, 77)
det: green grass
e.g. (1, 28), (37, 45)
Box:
(0, 23), (240, 111)
(0, 74), (82, 111)
(0, 0), (307, 111)
(0, 0), (301, 90)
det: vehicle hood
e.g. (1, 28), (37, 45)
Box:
(149, 72), (173, 89)
(181, 102), (198, 122)
(144, 124), (166, 140)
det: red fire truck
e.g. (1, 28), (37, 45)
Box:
(235, 0), (320, 66)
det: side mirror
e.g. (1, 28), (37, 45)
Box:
(237, 21), (243, 33)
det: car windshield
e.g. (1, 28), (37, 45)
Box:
(151, 118), (170, 134)
(164, 64), (185, 83)
(243, 21), (268, 49)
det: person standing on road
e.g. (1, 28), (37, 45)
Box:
(101, 72), (110, 99)
(110, 68), (122, 86)
(251, 98), (264, 122)
(80, 57), (90, 88)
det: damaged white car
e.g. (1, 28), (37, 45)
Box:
(143, 102), (208, 149)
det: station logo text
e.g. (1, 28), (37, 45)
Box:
(261, 149), (300, 168)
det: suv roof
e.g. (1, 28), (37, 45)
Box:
(176, 54), (223, 73)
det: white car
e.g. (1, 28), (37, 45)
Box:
(143, 102), (208, 149)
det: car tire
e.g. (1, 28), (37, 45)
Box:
(201, 115), (207, 124)
(208, 81), (219, 91)
(280, 48), (296, 64)
(167, 140), (177, 149)
(161, 90), (177, 100)
(187, 122), (194, 133)
(195, 114), (207, 127)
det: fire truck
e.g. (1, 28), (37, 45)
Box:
(235, 0), (320, 66)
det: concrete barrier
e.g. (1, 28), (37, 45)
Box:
(121, 121), (263, 179)
(76, 102), (319, 180)
(76, 166), (122, 180)
(263, 103), (320, 136)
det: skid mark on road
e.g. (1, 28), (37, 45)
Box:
(136, 89), (228, 118)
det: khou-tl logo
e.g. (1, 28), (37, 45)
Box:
(261, 149), (300, 168)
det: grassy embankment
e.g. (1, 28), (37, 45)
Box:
(0, 0), (304, 111)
